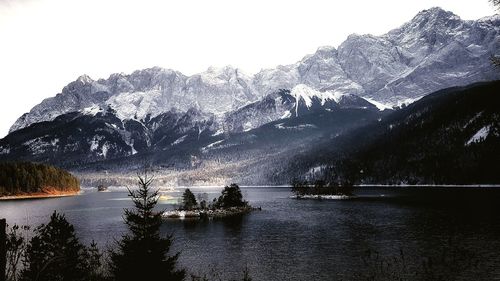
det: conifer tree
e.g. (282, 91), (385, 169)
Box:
(182, 189), (197, 210)
(19, 212), (90, 281)
(214, 184), (247, 209)
(109, 171), (185, 281)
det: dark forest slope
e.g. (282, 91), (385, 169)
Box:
(282, 81), (500, 185)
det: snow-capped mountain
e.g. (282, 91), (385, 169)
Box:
(0, 106), (219, 167)
(223, 85), (378, 133)
(0, 84), (383, 167)
(9, 7), (499, 134)
(10, 66), (257, 133)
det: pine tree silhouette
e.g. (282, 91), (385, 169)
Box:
(109, 171), (185, 281)
(182, 189), (197, 210)
(20, 212), (90, 281)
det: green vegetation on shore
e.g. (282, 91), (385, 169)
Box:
(0, 162), (79, 196)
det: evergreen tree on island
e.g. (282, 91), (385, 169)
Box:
(182, 188), (197, 210)
(109, 171), (185, 281)
(214, 184), (248, 209)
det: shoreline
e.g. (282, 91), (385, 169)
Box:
(163, 206), (259, 219)
(356, 184), (500, 188)
(292, 194), (355, 200)
(248, 184), (500, 188)
(0, 191), (80, 201)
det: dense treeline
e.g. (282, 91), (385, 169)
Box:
(0, 162), (79, 196)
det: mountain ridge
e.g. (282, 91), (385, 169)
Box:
(9, 7), (500, 133)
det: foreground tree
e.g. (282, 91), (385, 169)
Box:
(5, 224), (29, 281)
(182, 189), (198, 210)
(109, 172), (185, 281)
(19, 211), (102, 281)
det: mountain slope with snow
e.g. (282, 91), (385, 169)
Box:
(0, 85), (384, 168)
(9, 7), (499, 133)
(224, 85), (378, 133)
(282, 81), (500, 185)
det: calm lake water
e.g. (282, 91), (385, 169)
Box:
(1, 186), (500, 280)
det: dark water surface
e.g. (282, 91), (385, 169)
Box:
(1, 186), (500, 280)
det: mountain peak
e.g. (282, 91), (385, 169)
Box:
(129, 66), (175, 77)
(199, 65), (251, 83)
(76, 74), (93, 84)
(386, 6), (466, 46)
(416, 7), (458, 18)
(205, 65), (239, 75)
(313, 46), (338, 58)
(411, 7), (461, 26)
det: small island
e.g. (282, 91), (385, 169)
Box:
(97, 184), (108, 192)
(163, 183), (258, 219)
(291, 179), (355, 200)
(0, 161), (80, 199)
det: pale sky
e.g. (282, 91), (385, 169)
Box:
(0, 0), (496, 138)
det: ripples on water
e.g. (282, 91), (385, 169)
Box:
(1, 187), (500, 280)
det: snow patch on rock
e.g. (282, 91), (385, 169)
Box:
(82, 105), (102, 116)
(466, 125), (491, 146)
(364, 98), (393, 111)
(275, 123), (317, 130)
(171, 135), (188, 146)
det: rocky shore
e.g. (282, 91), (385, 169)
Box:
(292, 194), (356, 200)
(291, 194), (355, 200)
(163, 206), (259, 219)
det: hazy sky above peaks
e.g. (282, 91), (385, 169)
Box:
(0, 0), (496, 137)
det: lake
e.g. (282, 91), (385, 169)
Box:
(1, 186), (500, 280)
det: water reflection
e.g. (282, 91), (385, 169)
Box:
(1, 187), (500, 280)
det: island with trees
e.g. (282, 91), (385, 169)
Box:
(163, 183), (259, 219)
(291, 179), (355, 200)
(0, 161), (80, 199)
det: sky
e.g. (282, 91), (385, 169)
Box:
(0, 0), (496, 138)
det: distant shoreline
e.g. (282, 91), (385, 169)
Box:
(248, 184), (500, 188)
(356, 184), (500, 188)
(0, 191), (80, 201)
(217, 184), (500, 188)
(82, 184), (500, 189)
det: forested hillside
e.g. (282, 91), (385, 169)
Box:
(282, 81), (500, 185)
(0, 162), (80, 196)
